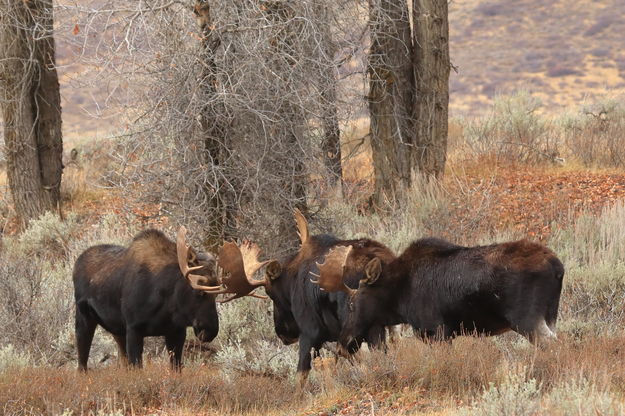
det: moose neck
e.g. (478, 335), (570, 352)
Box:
(172, 277), (201, 325)
(375, 257), (414, 326)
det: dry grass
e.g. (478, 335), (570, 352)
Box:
(3, 93), (625, 414)
(0, 363), (297, 416)
(2, 334), (625, 415)
(59, 142), (118, 210)
(449, 92), (625, 169)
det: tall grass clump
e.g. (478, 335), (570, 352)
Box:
(0, 212), (138, 367)
(561, 94), (625, 167)
(461, 91), (559, 165)
(336, 337), (503, 397)
(320, 172), (451, 253)
(550, 200), (625, 334)
(550, 200), (625, 267)
(213, 296), (298, 380)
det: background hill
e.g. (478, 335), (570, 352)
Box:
(53, 0), (625, 143)
(449, 0), (625, 115)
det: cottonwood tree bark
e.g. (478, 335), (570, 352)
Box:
(194, 0), (229, 250)
(317, 4), (343, 191)
(367, 0), (414, 206)
(367, 0), (450, 204)
(263, 0), (308, 219)
(0, 0), (63, 225)
(320, 76), (342, 189)
(412, 0), (450, 177)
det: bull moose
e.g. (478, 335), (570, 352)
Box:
(73, 227), (223, 371)
(201, 210), (396, 387)
(314, 237), (564, 354)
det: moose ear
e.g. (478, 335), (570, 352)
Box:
(266, 260), (282, 280)
(364, 257), (382, 285)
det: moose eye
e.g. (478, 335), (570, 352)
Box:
(348, 301), (354, 312)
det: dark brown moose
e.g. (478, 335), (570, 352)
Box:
(314, 238), (564, 355)
(220, 210), (397, 387)
(73, 227), (225, 371)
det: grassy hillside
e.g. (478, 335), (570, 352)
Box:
(52, 0), (625, 142)
(449, 0), (625, 115)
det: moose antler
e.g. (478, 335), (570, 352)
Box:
(176, 227), (222, 291)
(177, 227), (271, 301)
(311, 245), (356, 296)
(217, 241), (271, 302)
(294, 208), (309, 248)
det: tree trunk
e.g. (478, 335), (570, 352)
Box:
(0, 0), (63, 225)
(412, 0), (450, 177)
(368, 0), (414, 206)
(194, 0), (228, 250)
(317, 5), (343, 192)
(321, 81), (342, 188)
(264, 0), (308, 222)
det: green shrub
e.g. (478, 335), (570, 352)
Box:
(215, 339), (297, 380)
(0, 344), (31, 371)
(0, 254), (73, 365)
(459, 370), (540, 416)
(462, 91), (559, 164)
(213, 295), (298, 380)
(13, 211), (81, 260)
(214, 296), (275, 348)
(0, 213), (135, 368)
(561, 94), (625, 167)
(320, 173), (451, 253)
(545, 378), (623, 416)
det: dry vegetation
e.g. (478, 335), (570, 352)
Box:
(2, 93), (625, 414)
(3, 2), (625, 414)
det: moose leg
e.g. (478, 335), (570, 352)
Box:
(414, 325), (453, 345)
(296, 337), (316, 392)
(75, 306), (97, 372)
(545, 298), (560, 335)
(516, 318), (557, 346)
(112, 334), (128, 367)
(165, 329), (186, 371)
(366, 325), (387, 351)
(126, 329), (144, 368)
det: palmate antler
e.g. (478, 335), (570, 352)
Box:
(311, 245), (356, 296)
(177, 227), (222, 291)
(177, 227), (270, 301)
(217, 241), (271, 302)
